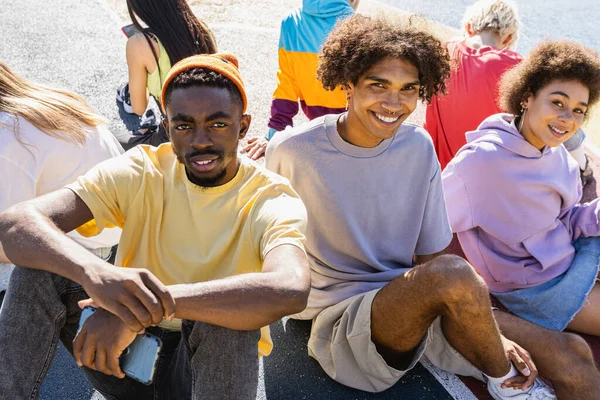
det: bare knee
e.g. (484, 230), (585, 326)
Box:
(431, 255), (488, 301)
(425, 255), (488, 302)
(559, 333), (595, 367)
(550, 333), (598, 385)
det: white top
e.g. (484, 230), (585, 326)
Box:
(0, 111), (123, 249)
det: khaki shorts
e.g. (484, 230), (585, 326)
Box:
(308, 288), (485, 392)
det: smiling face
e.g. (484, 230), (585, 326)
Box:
(520, 79), (589, 150)
(164, 85), (250, 187)
(340, 57), (420, 148)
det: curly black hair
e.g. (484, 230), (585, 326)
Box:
(163, 68), (243, 111)
(500, 40), (600, 118)
(317, 14), (451, 105)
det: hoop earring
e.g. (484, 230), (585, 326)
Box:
(345, 95), (350, 111)
(517, 107), (526, 133)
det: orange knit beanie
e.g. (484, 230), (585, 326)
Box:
(161, 53), (247, 112)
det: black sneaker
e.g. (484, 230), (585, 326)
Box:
(116, 83), (134, 114)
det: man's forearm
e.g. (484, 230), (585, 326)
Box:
(169, 271), (309, 330)
(0, 202), (103, 284)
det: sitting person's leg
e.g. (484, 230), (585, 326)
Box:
(159, 320), (261, 399)
(566, 237), (600, 335)
(82, 327), (177, 400)
(0, 266), (155, 399)
(566, 281), (600, 335)
(309, 255), (553, 398)
(371, 255), (512, 381)
(494, 310), (600, 398)
(117, 108), (170, 151)
(0, 266), (88, 398)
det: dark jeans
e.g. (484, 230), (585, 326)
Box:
(0, 267), (260, 399)
(120, 123), (169, 151)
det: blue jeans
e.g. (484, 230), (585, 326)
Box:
(0, 267), (260, 399)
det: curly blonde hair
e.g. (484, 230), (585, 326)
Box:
(499, 41), (600, 119)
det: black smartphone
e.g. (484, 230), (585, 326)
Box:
(78, 306), (162, 385)
(121, 23), (139, 39)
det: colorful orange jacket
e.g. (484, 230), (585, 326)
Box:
(266, 0), (354, 139)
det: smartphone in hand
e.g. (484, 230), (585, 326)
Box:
(121, 24), (139, 39)
(78, 306), (162, 385)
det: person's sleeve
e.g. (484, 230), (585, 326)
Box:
(415, 163), (453, 255)
(265, 127), (278, 141)
(560, 198), (600, 241)
(65, 149), (145, 236)
(251, 183), (307, 260)
(0, 156), (36, 213)
(268, 29), (301, 133)
(442, 158), (476, 233)
(265, 127), (289, 173)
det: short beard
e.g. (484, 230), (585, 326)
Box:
(184, 165), (227, 187)
(175, 146), (238, 188)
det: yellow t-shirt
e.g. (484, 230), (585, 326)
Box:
(66, 144), (307, 356)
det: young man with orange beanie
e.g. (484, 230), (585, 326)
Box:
(0, 53), (310, 399)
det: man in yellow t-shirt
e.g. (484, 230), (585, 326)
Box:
(0, 53), (310, 399)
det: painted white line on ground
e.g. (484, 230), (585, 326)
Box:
(421, 356), (479, 400)
(90, 391), (105, 400)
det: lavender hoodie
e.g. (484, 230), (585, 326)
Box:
(442, 113), (600, 292)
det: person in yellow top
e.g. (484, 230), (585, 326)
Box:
(116, 0), (217, 150)
(0, 53), (310, 399)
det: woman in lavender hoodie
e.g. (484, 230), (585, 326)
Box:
(442, 41), (600, 335)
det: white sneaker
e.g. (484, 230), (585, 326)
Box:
(116, 83), (134, 114)
(488, 378), (557, 400)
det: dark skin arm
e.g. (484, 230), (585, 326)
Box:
(74, 244), (311, 376)
(168, 244), (310, 329)
(0, 189), (175, 332)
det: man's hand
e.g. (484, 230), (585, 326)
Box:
(81, 265), (175, 332)
(242, 137), (268, 160)
(500, 336), (538, 390)
(73, 308), (137, 378)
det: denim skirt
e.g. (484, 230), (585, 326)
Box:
(492, 236), (600, 331)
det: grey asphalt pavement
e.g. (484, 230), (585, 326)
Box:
(0, 0), (453, 398)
